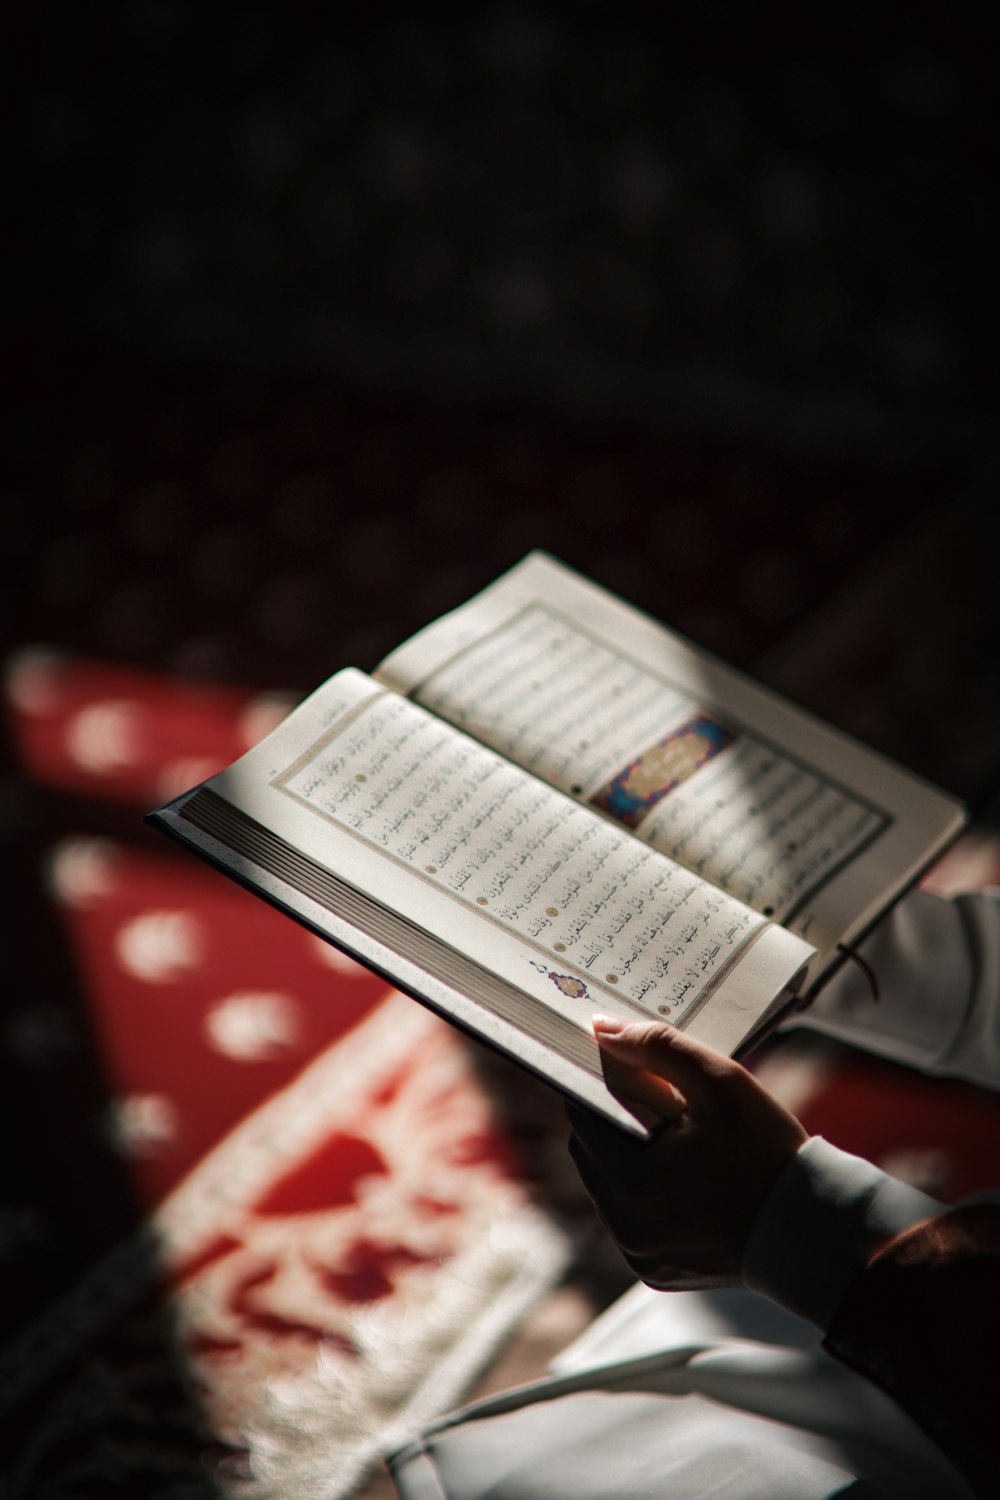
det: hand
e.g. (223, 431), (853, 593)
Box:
(568, 1015), (809, 1291)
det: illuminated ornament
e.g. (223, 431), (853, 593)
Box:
(592, 714), (735, 828)
(528, 960), (590, 1001)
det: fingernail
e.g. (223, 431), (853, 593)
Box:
(592, 1014), (625, 1034)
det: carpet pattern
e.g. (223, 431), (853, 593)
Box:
(4, 994), (566, 1500)
(1, 655), (570, 1498)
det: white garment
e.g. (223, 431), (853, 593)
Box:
(387, 890), (1000, 1500)
(390, 1140), (983, 1499)
(788, 887), (1000, 1090)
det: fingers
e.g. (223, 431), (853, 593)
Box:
(567, 1096), (659, 1154)
(592, 1014), (734, 1104)
(567, 1100), (653, 1184)
(599, 1051), (689, 1120)
(566, 1122), (652, 1244)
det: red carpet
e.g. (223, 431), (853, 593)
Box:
(1, 654), (568, 1497)
(4, 648), (1000, 1499)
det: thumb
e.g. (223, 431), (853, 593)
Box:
(592, 1014), (733, 1104)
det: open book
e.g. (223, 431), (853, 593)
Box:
(148, 553), (965, 1136)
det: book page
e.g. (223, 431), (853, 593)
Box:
(376, 554), (965, 981)
(387, 601), (885, 932)
(247, 676), (774, 1025)
(160, 666), (813, 1132)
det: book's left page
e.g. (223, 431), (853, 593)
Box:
(150, 668), (812, 1135)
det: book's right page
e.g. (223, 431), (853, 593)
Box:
(376, 552), (966, 993)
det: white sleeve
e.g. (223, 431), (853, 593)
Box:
(742, 1136), (947, 1330)
(784, 888), (1000, 1091)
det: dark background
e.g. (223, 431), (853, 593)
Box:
(11, 4), (998, 449)
(8, 4), (999, 706)
(2, 3), (999, 1482)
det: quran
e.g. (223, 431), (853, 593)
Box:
(148, 553), (965, 1136)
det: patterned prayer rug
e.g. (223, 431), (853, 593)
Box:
(0, 654), (568, 1499)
